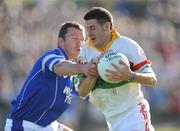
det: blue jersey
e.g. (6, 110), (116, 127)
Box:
(8, 47), (73, 127)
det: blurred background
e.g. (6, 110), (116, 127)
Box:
(0, 0), (180, 131)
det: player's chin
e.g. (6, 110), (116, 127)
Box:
(93, 41), (98, 46)
(72, 52), (80, 59)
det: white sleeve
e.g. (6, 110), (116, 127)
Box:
(79, 43), (88, 63)
(127, 39), (151, 71)
(42, 54), (65, 72)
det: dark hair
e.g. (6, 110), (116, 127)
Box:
(58, 22), (84, 39)
(84, 7), (114, 28)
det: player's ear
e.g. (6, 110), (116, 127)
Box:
(58, 37), (64, 44)
(103, 22), (111, 33)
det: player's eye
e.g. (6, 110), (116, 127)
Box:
(90, 26), (95, 31)
(86, 26), (95, 33)
(72, 37), (77, 40)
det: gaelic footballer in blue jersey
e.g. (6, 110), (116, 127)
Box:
(5, 22), (97, 131)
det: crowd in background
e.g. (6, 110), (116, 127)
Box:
(0, 0), (180, 130)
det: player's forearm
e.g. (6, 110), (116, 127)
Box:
(54, 61), (85, 76)
(132, 72), (157, 86)
(78, 77), (97, 97)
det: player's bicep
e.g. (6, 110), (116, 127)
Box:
(42, 54), (65, 72)
(128, 42), (151, 71)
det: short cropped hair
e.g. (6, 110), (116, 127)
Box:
(58, 22), (84, 39)
(84, 7), (114, 28)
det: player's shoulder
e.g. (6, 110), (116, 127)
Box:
(115, 36), (141, 49)
(118, 36), (138, 45)
(43, 48), (66, 57)
(81, 41), (94, 53)
(82, 41), (89, 48)
(38, 48), (67, 64)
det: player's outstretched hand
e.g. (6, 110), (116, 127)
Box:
(105, 59), (133, 81)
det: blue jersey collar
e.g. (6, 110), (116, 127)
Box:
(57, 47), (68, 60)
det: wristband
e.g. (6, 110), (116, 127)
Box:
(129, 72), (137, 81)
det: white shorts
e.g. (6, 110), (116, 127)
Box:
(4, 119), (74, 131)
(108, 99), (155, 131)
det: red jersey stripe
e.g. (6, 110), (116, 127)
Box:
(130, 60), (151, 71)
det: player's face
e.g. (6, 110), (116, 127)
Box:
(85, 19), (109, 48)
(63, 27), (85, 59)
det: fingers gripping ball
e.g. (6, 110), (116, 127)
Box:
(97, 51), (129, 83)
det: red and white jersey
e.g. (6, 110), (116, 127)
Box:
(80, 32), (154, 123)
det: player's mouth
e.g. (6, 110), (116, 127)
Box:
(76, 48), (81, 52)
(91, 37), (95, 41)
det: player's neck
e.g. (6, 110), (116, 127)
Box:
(58, 43), (64, 51)
(99, 34), (112, 49)
(58, 44), (70, 59)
